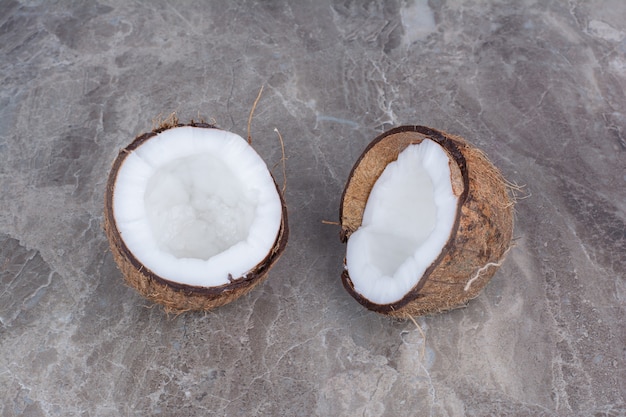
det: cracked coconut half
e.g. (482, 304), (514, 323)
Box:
(104, 122), (288, 312)
(340, 126), (514, 317)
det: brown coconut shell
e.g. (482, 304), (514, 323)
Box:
(104, 122), (289, 313)
(340, 125), (514, 318)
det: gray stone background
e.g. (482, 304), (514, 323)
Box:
(1, 1), (625, 416)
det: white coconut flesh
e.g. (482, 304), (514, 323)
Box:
(112, 126), (282, 288)
(346, 139), (460, 305)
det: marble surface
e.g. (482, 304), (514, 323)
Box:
(1, 0), (625, 416)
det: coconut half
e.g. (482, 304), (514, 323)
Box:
(104, 122), (288, 312)
(340, 126), (513, 317)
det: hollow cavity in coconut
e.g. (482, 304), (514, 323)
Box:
(340, 126), (513, 317)
(104, 122), (288, 312)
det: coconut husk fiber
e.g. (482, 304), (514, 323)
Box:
(340, 125), (514, 318)
(104, 122), (289, 313)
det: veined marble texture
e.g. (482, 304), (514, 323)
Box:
(1, 0), (624, 416)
